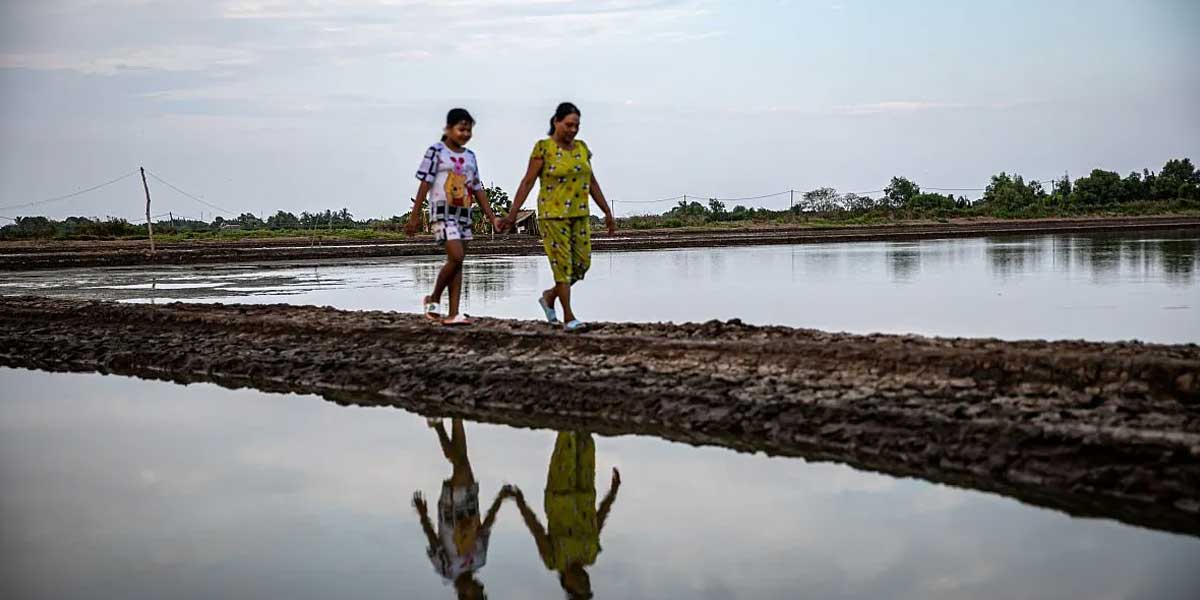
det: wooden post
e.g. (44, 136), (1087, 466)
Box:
(140, 167), (155, 254)
(789, 189), (794, 212)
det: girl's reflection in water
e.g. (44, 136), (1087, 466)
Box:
(412, 418), (510, 600)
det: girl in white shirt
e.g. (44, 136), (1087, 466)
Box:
(406, 108), (500, 326)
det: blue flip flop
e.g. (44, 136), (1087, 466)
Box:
(538, 296), (560, 324)
(564, 319), (588, 332)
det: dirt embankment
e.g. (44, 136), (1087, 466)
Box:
(2, 215), (1198, 271)
(1, 296), (1197, 535)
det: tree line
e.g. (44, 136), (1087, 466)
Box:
(2, 159), (1196, 240)
(636, 157), (1198, 228)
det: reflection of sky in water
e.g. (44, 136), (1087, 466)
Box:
(1, 229), (1197, 343)
(2, 368), (1198, 600)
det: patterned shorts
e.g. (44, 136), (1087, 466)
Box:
(541, 217), (591, 284)
(432, 219), (473, 245)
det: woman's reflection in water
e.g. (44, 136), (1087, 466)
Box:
(511, 431), (621, 600)
(412, 418), (513, 600)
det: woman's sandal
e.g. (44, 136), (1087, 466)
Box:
(538, 296), (560, 324)
(442, 314), (474, 327)
(423, 296), (441, 321)
(563, 319), (588, 333)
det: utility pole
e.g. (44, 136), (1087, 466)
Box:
(140, 166), (155, 254)
(789, 189), (795, 212)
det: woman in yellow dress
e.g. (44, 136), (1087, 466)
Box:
(509, 431), (621, 599)
(502, 102), (617, 332)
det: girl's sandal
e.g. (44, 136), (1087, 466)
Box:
(538, 296), (560, 324)
(563, 319), (588, 333)
(442, 314), (474, 327)
(423, 296), (441, 321)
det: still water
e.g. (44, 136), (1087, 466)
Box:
(2, 368), (1198, 600)
(3, 229), (1197, 342)
(2, 230), (1200, 598)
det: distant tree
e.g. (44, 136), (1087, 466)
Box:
(908, 192), (957, 211)
(1154, 158), (1197, 199)
(1049, 172), (1072, 206)
(266, 211), (301, 229)
(884, 177), (920, 208)
(1072, 169), (1123, 206)
(486, 185), (511, 216)
(668, 200), (708, 218)
(842, 193), (878, 212)
(983, 172), (1045, 212)
(13, 216), (55, 238)
(236, 212), (265, 229)
(801, 187), (841, 212)
(476, 185), (511, 232)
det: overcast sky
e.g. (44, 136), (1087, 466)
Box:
(1, 0), (1197, 220)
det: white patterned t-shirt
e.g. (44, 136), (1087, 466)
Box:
(415, 142), (483, 224)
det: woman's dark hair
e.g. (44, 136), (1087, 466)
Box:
(442, 108), (475, 141)
(548, 102), (580, 136)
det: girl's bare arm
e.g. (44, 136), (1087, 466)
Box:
(405, 181), (431, 234)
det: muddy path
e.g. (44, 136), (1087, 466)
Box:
(3, 215), (1198, 271)
(1, 296), (1197, 535)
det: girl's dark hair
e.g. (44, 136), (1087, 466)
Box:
(548, 102), (580, 136)
(442, 108), (475, 141)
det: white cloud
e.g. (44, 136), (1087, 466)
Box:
(834, 101), (967, 115)
(0, 46), (257, 75)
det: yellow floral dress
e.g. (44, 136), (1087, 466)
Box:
(541, 431), (600, 570)
(532, 138), (593, 284)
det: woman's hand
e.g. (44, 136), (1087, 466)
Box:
(604, 212), (617, 235)
(412, 491), (428, 513)
(404, 217), (421, 236)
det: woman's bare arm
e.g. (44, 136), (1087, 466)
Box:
(589, 173), (616, 235)
(504, 157), (543, 227)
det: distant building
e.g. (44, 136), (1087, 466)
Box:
(514, 210), (539, 236)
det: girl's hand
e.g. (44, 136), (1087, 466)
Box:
(604, 212), (617, 235)
(412, 491), (428, 513)
(404, 219), (420, 236)
(491, 216), (504, 232)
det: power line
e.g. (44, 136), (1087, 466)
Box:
(145, 170), (236, 215)
(619, 194), (685, 205)
(691, 190), (791, 203)
(0, 170), (138, 211)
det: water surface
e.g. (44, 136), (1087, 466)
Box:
(2, 368), (1198, 600)
(3, 229), (1196, 342)
(3, 230), (1199, 598)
